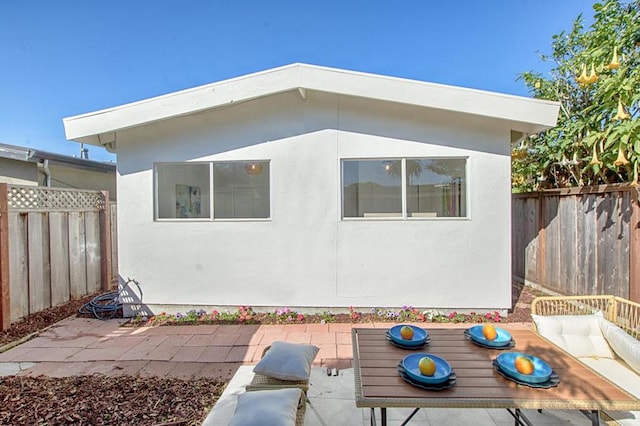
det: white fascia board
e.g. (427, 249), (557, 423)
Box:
(63, 63), (559, 145)
(63, 64), (303, 142)
(296, 65), (559, 133)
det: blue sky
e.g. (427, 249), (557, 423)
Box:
(0, 1), (595, 162)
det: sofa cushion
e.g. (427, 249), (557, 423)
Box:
(253, 341), (319, 381)
(228, 388), (301, 426)
(531, 314), (614, 358)
(598, 317), (640, 375)
(579, 357), (640, 398)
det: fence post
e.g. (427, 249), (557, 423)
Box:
(100, 191), (112, 292)
(537, 191), (546, 286)
(0, 184), (10, 330)
(630, 189), (640, 303)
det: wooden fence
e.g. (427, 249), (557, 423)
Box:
(512, 184), (640, 302)
(0, 184), (116, 330)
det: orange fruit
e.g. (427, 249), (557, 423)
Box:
(514, 356), (534, 375)
(418, 356), (436, 376)
(400, 326), (414, 340)
(482, 324), (497, 341)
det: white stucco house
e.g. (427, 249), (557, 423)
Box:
(63, 63), (559, 315)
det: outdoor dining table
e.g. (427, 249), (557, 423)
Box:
(352, 326), (640, 426)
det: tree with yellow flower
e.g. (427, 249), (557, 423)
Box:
(514, 0), (639, 191)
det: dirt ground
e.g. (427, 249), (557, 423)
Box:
(0, 282), (545, 425)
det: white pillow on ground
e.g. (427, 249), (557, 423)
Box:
(229, 388), (301, 426)
(531, 314), (614, 358)
(598, 317), (640, 375)
(253, 341), (319, 381)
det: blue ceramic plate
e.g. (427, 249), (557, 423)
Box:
(388, 325), (428, 347)
(467, 325), (512, 348)
(386, 332), (430, 349)
(401, 353), (452, 385)
(495, 352), (552, 384)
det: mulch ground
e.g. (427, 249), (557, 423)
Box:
(0, 376), (225, 426)
(0, 282), (546, 425)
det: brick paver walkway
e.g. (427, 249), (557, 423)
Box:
(0, 317), (531, 380)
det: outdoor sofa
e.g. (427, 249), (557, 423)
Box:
(531, 295), (640, 425)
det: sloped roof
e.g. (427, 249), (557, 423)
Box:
(0, 142), (115, 172)
(63, 63), (559, 149)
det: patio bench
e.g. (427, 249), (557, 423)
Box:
(531, 295), (640, 425)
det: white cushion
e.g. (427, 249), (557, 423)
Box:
(253, 341), (319, 381)
(532, 314), (614, 358)
(598, 317), (640, 375)
(579, 357), (640, 398)
(228, 388), (301, 426)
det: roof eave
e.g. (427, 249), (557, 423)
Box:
(63, 63), (560, 147)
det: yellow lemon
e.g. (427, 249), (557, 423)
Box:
(482, 324), (497, 341)
(418, 356), (436, 376)
(515, 356), (535, 375)
(400, 326), (414, 340)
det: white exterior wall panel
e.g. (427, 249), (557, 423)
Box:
(116, 90), (512, 312)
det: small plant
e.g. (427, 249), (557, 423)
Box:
(238, 306), (255, 323)
(397, 306), (426, 322)
(349, 306), (359, 321)
(319, 311), (336, 323)
(268, 307), (305, 324)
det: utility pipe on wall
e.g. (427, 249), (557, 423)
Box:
(38, 159), (51, 187)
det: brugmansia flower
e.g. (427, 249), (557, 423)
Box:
(589, 144), (602, 166)
(586, 63), (598, 84)
(615, 98), (631, 120)
(576, 64), (588, 84)
(613, 144), (630, 167)
(631, 163), (639, 188)
(607, 46), (621, 70)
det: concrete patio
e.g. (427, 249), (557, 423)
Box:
(0, 317), (594, 425)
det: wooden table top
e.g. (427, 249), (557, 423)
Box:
(352, 327), (640, 411)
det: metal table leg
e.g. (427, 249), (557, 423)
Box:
(400, 408), (421, 425)
(506, 408), (533, 426)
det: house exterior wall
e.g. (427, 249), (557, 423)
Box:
(47, 164), (116, 199)
(116, 90), (512, 313)
(0, 158), (38, 185)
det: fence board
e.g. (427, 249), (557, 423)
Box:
(524, 197), (539, 281)
(607, 192), (630, 297)
(597, 193), (617, 296)
(8, 213), (28, 322)
(68, 211), (87, 298)
(27, 213), (49, 313)
(543, 196), (560, 291)
(85, 211), (101, 294)
(576, 195), (596, 295)
(558, 195), (577, 294)
(49, 212), (70, 307)
(110, 203), (118, 282)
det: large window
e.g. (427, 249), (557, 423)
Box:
(213, 162), (270, 219)
(342, 158), (466, 219)
(155, 161), (270, 220)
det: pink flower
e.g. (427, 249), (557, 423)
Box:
(297, 314), (304, 322)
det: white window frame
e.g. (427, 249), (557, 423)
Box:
(340, 157), (469, 220)
(154, 160), (271, 222)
